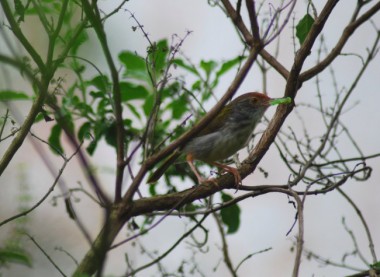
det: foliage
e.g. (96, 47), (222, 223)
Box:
(1, 1), (380, 277)
(0, 167), (32, 271)
(296, 14), (315, 45)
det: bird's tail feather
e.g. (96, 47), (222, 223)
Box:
(147, 151), (182, 183)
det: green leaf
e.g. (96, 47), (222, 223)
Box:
(371, 261), (380, 270)
(104, 122), (117, 148)
(0, 91), (29, 101)
(97, 98), (111, 116)
(69, 30), (88, 55)
(86, 139), (98, 155)
(191, 80), (201, 91)
(200, 60), (217, 77)
(220, 192), (241, 234)
(86, 119), (107, 155)
(89, 90), (106, 99)
(119, 51), (148, 81)
(34, 113), (46, 123)
(148, 39), (169, 77)
(14, 0), (25, 22)
(0, 248), (32, 267)
(216, 56), (245, 78)
(57, 113), (75, 136)
(143, 94), (154, 116)
(75, 102), (94, 116)
(172, 58), (198, 75)
(126, 103), (142, 120)
(48, 124), (64, 155)
(78, 122), (92, 141)
(120, 82), (149, 101)
(89, 75), (109, 92)
(149, 184), (157, 196)
(296, 14), (314, 45)
(167, 95), (188, 119)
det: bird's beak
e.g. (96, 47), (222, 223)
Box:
(269, 97), (292, 106)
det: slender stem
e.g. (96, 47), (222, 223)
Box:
(0, 109), (9, 140)
(221, 0), (289, 79)
(0, 90), (46, 175)
(46, 0), (70, 66)
(26, 234), (67, 277)
(245, 0), (260, 41)
(300, 1), (380, 81)
(123, 46), (261, 204)
(213, 212), (237, 277)
(125, 215), (208, 276)
(81, 0), (125, 203)
(1, 0), (45, 71)
(338, 188), (378, 263)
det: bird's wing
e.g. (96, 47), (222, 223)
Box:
(198, 104), (233, 136)
(147, 150), (182, 183)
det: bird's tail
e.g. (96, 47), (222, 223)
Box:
(147, 151), (182, 183)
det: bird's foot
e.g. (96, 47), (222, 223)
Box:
(198, 177), (219, 188)
(232, 173), (242, 192)
(211, 162), (242, 191)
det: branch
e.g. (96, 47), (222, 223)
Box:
(302, 246), (364, 272)
(122, 45), (261, 206)
(81, 0), (125, 202)
(346, 269), (380, 277)
(125, 215), (208, 276)
(0, 56), (46, 176)
(49, 101), (111, 206)
(229, 0), (340, 185)
(46, 0), (69, 66)
(129, 164), (369, 218)
(213, 212), (237, 277)
(25, 233), (67, 277)
(338, 189), (378, 263)
(288, 189), (304, 277)
(0, 140), (83, 228)
(300, 1), (380, 81)
(0, 1), (45, 70)
(221, 0), (290, 79)
(245, 0), (260, 41)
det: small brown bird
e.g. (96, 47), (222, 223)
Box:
(148, 92), (291, 185)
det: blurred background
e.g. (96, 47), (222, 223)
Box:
(1, 1), (380, 276)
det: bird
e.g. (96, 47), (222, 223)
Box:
(147, 92), (291, 186)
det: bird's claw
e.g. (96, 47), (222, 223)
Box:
(199, 177), (219, 188)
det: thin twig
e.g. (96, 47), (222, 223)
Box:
(25, 233), (67, 277)
(235, 247), (272, 272)
(125, 214), (209, 276)
(122, 45), (261, 205)
(213, 212), (237, 277)
(112, 184), (204, 249)
(338, 189), (378, 263)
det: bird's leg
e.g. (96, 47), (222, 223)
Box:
(186, 154), (218, 186)
(210, 162), (241, 188)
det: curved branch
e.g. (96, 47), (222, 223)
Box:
(0, 55), (45, 176)
(1, 1), (45, 71)
(213, 212), (237, 277)
(300, 1), (380, 82)
(338, 188), (378, 263)
(125, 215), (208, 276)
(245, 0), (261, 41)
(221, 0), (290, 79)
(122, 46), (261, 205)
(81, 0), (125, 202)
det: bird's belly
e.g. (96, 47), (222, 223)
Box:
(183, 127), (252, 162)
